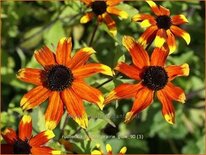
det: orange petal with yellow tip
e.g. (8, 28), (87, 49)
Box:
(29, 130), (55, 147)
(72, 63), (113, 79)
(153, 29), (166, 48)
(106, 0), (122, 6)
(102, 13), (117, 36)
(68, 47), (96, 69)
(151, 47), (168, 66)
(166, 29), (176, 53)
(122, 36), (150, 69)
(45, 91), (64, 130)
(61, 88), (88, 129)
(17, 68), (43, 85)
(171, 14), (188, 25)
(165, 63), (189, 81)
(107, 6), (128, 19)
(20, 86), (51, 110)
(159, 5), (170, 16)
(80, 12), (94, 23)
(71, 80), (104, 110)
(115, 62), (141, 80)
(106, 144), (112, 153)
(146, 0), (162, 16)
(1, 128), (17, 144)
(56, 37), (72, 66)
(132, 14), (155, 22)
(125, 86), (154, 123)
(31, 146), (60, 154)
(157, 90), (175, 124)
(34, 46), (56, 68)
(19, 115), (32, 141)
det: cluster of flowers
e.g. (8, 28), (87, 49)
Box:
(1, 0), (190, 154)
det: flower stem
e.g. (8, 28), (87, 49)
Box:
(89, 23), (99, 46)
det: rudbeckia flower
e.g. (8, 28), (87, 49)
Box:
(80, 0), (128, 36)
(91, 144), (127, 155)
(104, 36), (189, 124)
(17, 37), (113, 130)
(132, 0), (190, 53)
(1, 115), (59, 154)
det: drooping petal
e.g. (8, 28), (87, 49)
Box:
(19, 115), (32, 141)
(132, 14), (155, 22)
(29, 130), (55, 147)
(56, 37), (72, 66)
(151, 47), (168, 66)
(119, 146), (127, 154)
(166, 29), (176, 53)
(137, 25), (158, 49)
(45, 92), (64, 130)
(61, 88), (88, 129)
(107, 6), (128, 19)
(171, 14), (188, 25)
(153, 29), (167, 48)
(115, 62), (141, 80)
(157, 90), (175, 124)
(165, 63), (189, 81)
(124, 86), (154, 123)
(17, 68), (43, 85)
(170, 25), (191, 45)
(159, 5), (170, 16)
(72, 63), (113, 79)
(106, 144), (112, 154)
(80, 12), (95, 23)
(34, 46), (56, 68)
(164, 82), (186, 103)
(1, 128), (17, 144)
(106, 0), (122, 6)
(104, 83), (142, 105)
(146, 0), (162, 16)
(81, 0), (92, 5)
(71, 80), (104, 110)
(102, 13), (117, 36)
(31, 146), (60, 155)
(67, 47), (95, 69)
(20, 86), (51, 110)
(122, 36), (150, 69)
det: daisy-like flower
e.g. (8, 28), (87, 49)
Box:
(104, 36), (189, 124)
(91, 144), (127, 155)
(17, 37), (113, 130)
(132, 0), (190, 53)
(1, 115), (59, 154)
(80, 0), (128, 36)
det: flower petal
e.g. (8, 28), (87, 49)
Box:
(146, 0), (162, 16)
(80, 12), (95, 23)
(159, 5), (170, 16)
(132, 14), (155, 22)
(151, 47), (168, 66)
(170, 25), (190, 45)
(72, 63), (113, 79)
(125, 86), (154, 123)
(17, 68), (43, 85)
(2, 128), (17, 144)
(153, 29), (166, 48)
(61, 88), (88, 129)
(91, 150), (103, 155)
(81, 0), (92, 5)
(166, 29), (176, 53)
(165, 63), (189, 81)
(157, 89), (175, 124)
(29, 130), (55, 147)
(171, 14), (188, 25)
(31, 146), (60, 155)
(104, 83), (142, 105)
(56, 37), (72, 66)
(72, 80), (104, 110)
(1, 144), (14, 154)
(34, 46), (56, 68)
(119, 146), (127, 154)
(115, 62), (141, 80)
(137, 25), (158, 49)
(122, 36), (150, 69)
(164, 82), (186, 103)
(67, 47), (95, 69)
(106, 0), (122, 6)
(107, 6), (128, 19)
(102, 13), (117, 36)
(45, 92), (64, 130)
(106, 144), (112, 153)
(139, 19), (156, 28)
(19, 115), (32, 141)
(20, 86), (51, 110)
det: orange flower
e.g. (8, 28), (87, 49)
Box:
(132, 0), (190, 53)
(91, 144), (127, 155)
(104, 36), (189, 124)
(1, 115), (60, 154)
(80, 0), (128, 36)
(17, 37), (113, 130)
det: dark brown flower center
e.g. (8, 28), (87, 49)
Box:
(13, 139), (31, 154)
(91, 1), (107, 15)
(142, 66), (168, 91)
(156, 15), (171, 30)
(45, 65), (74, 91)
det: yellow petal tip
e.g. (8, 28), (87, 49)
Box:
(22, 115), (32, 123)
(45, 130), (55, 139)
(181, 63), (190, 76)
(52, 150), (61, 154)
(120, 146), (127, 154)
(164, 114), (175, 124)
(106, 144), (112, 152)
(46, 120), (57, 130)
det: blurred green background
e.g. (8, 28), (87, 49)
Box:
(1, 0), (205, 154)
